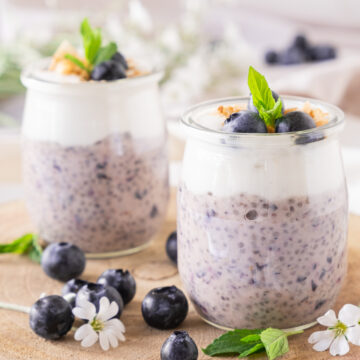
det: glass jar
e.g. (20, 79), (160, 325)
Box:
(178, 96), (348, 330)
(21, 60), (169, 257)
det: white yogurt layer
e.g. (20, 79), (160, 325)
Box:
(182, 103), (345, 200)
(21, 61), (164, 147)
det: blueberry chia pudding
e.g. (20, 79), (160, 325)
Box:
(178, 186), (347, 329)
(21, 20), (168, 255)
(23, 133), (168, 253)
(177, 67), (348, 329)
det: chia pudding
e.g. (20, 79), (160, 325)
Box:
(178, 186), (347, 329)
(178, 95), (348, 329)
(23, 133), (168, 254)
(21, 35), (168, 255)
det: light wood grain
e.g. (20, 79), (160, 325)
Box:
(0, 192), (359, 360)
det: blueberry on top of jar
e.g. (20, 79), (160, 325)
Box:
(222, 111), (267, 133)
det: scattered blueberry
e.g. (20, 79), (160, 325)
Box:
(62, 278), (88, 296)
(166, 231), (177, 264)
(29, 295), (74, 340)
(307, 46), (336, 61)
(111, 51), (128, 70)
(91, 60), (127, 81)
(248, 90), (284, 114)
(142, 286), (188, 329)
(41, 242), (86, 282)
(279, 46), (306, 65)
(264, 50), (278, 64)
(62, 292), (76, 308)
(275, 111), (316, 133)
(97, 269), (136, 305)
(265, 33), (336, 65)
(76, 283), (124, 318)
(293, 34), (309, 51)
(161, 330), (198, 360)
(222, 111), (267, 133)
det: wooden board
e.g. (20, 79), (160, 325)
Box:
(1, 192), (360, 360)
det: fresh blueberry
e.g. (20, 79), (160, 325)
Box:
(248, 90), (284, 114)
(307, 45), (336, 61)
(279, 46), (306, 65)
(166, 231), (177, 264)
(62, 279), (88, 296)
(161, 331), (198, 360)
(76, 283), (124, 318)
(91, 60), (127, 81)
(222, 111), (267, 133)
(264, 50), (278, 64)
(293, 34), (309, 51)
(41, 242), (86, 282)
(62, 292), (77, 308)
(29, 295), (74, 340)
(97, 269), (136, 305)
(142, 286), (188, 329)
(275, 111), (316, 133)
(111, 51), (128, 70)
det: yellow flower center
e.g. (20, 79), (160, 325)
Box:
(91, 318), (104, 332)
(333, 321), (347, 337)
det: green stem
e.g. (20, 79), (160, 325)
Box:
(0, 301), (31, 314)
(284, 329), (304, 337)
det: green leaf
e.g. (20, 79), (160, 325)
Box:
(247, 66), (283, 129)
(202, 329), (262, 356)
(94, 42), (118, 65)
(260, 328), (289, 360)
(241, 334), (261, 343)
(64, 54), (90, 73)
(239, 342), (265, 357)
(0, 234), (42, 263)
(80, 18), (102, 64)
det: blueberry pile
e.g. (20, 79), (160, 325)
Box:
(91, 51), (128, 81)
(265, 34), (336, 65)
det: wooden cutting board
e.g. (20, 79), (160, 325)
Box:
(1, 191), (360, 360)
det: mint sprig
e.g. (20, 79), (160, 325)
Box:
(203, 327), (303, 359)
(65, 18), (118, 72)
(0, 234), (42, 263)
(248, 66), (283, 129)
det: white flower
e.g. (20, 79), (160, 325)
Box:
(308, 304), (360, 356)
(128, 0), (153, 34)
(73, 297), (125, 351)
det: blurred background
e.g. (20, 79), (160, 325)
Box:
(1, 0), (360, 211)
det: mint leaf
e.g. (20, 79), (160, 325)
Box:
(202, 329), (262, 356)
(0, 234), (42, 263)
(241, 334), (261, 343)
(247, 66), (283, 129)
(260, 328), (289, 360)
(94, 42), (118, 65)
(239, 342), (265, 357)
(80, 18), (102, 65)
(64, 54), (90, 73)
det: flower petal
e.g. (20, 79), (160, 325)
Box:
(98, 299), (119, 322)
(106, 330), (119, 348)
(347, 325), (360, 345)
(330, 335), (349, 356)
(99, 330), (110, 351)
(308, 330), (335, 351)
(317, 310), (338, 327)
(105, 318), (126, 333)
(72, 303), (96, 321)
(339, 304), (360, 327)
(74, 324), (94, 341)
(81, 330), (98, 348)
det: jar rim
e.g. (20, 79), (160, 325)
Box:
(180, 95), (344, 146)
(21, 58), (163, 94)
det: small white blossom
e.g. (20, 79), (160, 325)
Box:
(73, 297), (125, 351)
(128, 0), (153, 34)
(308, 304), (360, 356)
